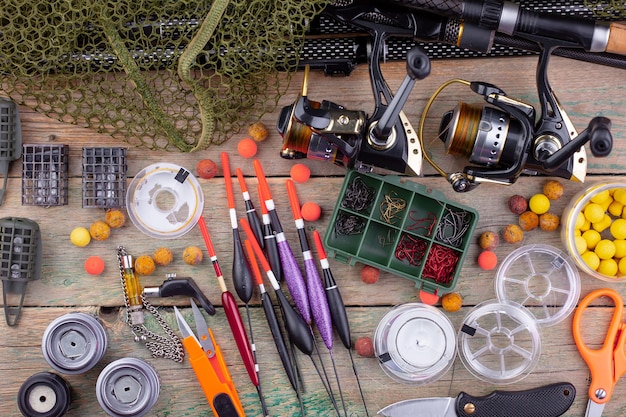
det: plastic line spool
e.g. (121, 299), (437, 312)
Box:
(374, 303), (456, 384)
(17, 372), (71, 417)
(126, 163), (204, 239)
(82, 147), (128, 208)
(458, 301), (542, 384)
(42, 312), (108, 375)
(495, 244), (580, 327)
(21, 144), (69, 206)
(96, 358), (160, 417)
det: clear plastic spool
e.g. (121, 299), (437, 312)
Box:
(42, 312), (108, 375)
(495, 244), (580, 327)
(374, 303), (456, 384)
(458, 301), (541, 384)
(96, 357), (160, 417)
(126, 163), (204, 239)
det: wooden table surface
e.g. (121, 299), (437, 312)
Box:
(2, 52), (626, 417)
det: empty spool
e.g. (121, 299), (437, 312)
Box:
(126, 163), (204, 239)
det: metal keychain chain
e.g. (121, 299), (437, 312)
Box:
(116, 246), (184, 362)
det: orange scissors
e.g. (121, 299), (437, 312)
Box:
(174, 299), (246, 417)
(573, 288), (626, 417)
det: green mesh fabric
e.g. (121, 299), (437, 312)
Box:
(0, 1), (327, 151)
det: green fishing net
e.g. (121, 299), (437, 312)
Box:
(0, 0), (327, 152)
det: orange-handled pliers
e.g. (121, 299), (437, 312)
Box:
(573, 288), (626, 417)
(174, 299), (246, 417)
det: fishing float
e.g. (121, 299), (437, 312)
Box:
(313, 230), (370, 417)
(243, 239), (304, 415)
(197, 216), (269, 416)
(241, 218), (341, 416)
(253, 159), (311, 325)
(235, 167), (264, 249)
(286, 179), (347, 417)
(258, 183), (282, 282)
(220, 152), (254, 306)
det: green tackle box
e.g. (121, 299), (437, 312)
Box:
(323, 170), (479, 301)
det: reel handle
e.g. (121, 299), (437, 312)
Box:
(372, 47), (430, 140)
(540, 116), (612, 170)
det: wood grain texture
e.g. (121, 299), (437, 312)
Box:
(2, 54), (626, 416)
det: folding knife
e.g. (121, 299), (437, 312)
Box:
(378, 382), (575, 417)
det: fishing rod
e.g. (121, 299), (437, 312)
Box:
(286, 179), (348, 417)
(386, 0), (626, 56)
(241, 218), (341, 416)
(196, 216), (268, 416)
(278, 1), (616, 192)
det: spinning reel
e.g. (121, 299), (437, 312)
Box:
(428, 41), (613, 191)
(277, 3), (613, 191)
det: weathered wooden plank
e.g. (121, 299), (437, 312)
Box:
(2, 53), (626, 417)
(1, 305), (624, 416)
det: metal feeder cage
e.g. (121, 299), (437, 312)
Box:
(0, 98), (22, 205)
(21, 144), (69, 206)
(82, 147), (127, 208)
(0, 217), (42, 326)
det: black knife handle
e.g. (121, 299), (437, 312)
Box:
(456, 382), (575, 417)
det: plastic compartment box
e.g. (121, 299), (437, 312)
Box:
(324, 170), (478, 300)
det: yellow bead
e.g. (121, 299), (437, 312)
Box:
(609, 201), (624, 217)
(580, 218), (591, 232)
(592, 215), (612, 233)
(584, 203), (605, 224)
(590, 189), (611, 204)
(614, 189), (626, 205)
(619, 257), (626, 275)
(575, 236), (587, 255)
(575, 212), (586, 229)
(598, 259), (618, 277)
(610, 218), (626, 240)
(582, 229), (602, 250)
(614, 240), (626, 259)
(529, 194), (550, 215)
(600, 196), (613, 212)
(582, 251), (600, 271)
(70, 227), (91, 247)
(595, 239), (616, 260)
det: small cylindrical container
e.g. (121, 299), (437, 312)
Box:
(374, 303), (456, 385)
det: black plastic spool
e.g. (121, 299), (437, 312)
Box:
(17, 372), (71, 417)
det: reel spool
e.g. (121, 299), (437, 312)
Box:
(17, 372), (71, 417)
(42, 312), (108, 375)
(96, 358), (160, 417)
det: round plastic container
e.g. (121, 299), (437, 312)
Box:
(373, 303), (456, 385)
(562, 182), (626, 281)
(495, 244), (580, 327)
(457, 301), (541, 384)
(126, 163), (204, 239)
